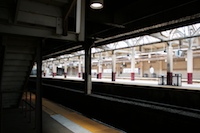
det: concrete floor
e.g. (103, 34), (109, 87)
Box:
(1, 92), (124, 133)
(2, 108), (73, 133)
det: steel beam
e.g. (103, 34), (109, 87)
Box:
(29, 92), (32, 123)
(14, 0), (21, 23)
(20, 0), (62, 17)
(18, 11), (57, 27)
(63, 0), (77, 36)
(36, 41), (42, 133)
(150, 32), (168, 41)
(0, 24), (77, 41)
(77, 0), (85, 41)
(42, 45), (82, 59)
(0, 44), (5, 133)
(94, 13), (200, 46)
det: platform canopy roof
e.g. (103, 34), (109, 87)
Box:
(41, 0), (200, 59)
(1, 0), (199, 59)
(43, 22), (200, 63)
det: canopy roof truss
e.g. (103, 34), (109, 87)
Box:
(44, 22), (200, 64)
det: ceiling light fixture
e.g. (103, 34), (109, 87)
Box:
(90, 0), (103, 9)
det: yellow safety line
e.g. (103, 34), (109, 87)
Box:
(27, 93), (122, 133)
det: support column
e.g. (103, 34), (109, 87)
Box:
(76, 0), (85, 41)
(112, 51), (116, 81)
(36, 43), (42, 133)
(0, 44), (5, 133)
(167, 43), (173, 85)
(69, 61), (73, 76)
(78, 56), (81, 78)
(82, 56), (85, 79)
(43, 62), (46, 77)
(52, 63), (57, 77)
(0, 86), (2, 133)
(187, 40), (193, 84)
(29, 91), (32, 123)
(140, 62), (143, 77)
(84, 40), (93, 94)
(98, 53), (102, 79)
(64, 61), (67, 78)
(159, 60), (163, 75)
(131, 47), (135, 81)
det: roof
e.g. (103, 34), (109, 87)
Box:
(42, 0), (200, 59)
(43, 22), (200, 64)
(0, 0), (200, 59)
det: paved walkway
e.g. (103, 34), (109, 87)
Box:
(29, 93), (124, 133)
(2, 92), (124, 133)
(38, 75), (200, 91)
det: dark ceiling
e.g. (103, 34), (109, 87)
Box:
(85, 0), (199, 39)
(91, 0), (200, 41)
(2, 0), (198, 59)
(43, 0), (200, 59)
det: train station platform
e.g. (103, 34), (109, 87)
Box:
(40, 94), (124, 133)
(40, 75), (200, 91)
(27, 75), (200, 132)
(2, 92), (124, 133)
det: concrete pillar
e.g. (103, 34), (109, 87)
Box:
(98, 53), (102, 79)
(82, 56), (85, 79)
(43, 63), (46, 77)
(187, 40), (193, 84)
(140, 62), (143, 77)
(148, 53), (151, 64)
(84, 40), (93, 95)
(131, 47), (135, 80)
(167, 43), (173, 85)
(112, 51), (116, 81)
(78, 56), (81, 78)
(64, 61), (67, 78)
(52, 63), (57, 77)
(69, 62), (73, 76)
(76, 0), (85, 41)
(159, 60), (162, 75)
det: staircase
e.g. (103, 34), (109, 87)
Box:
(0, 36), (39, 109)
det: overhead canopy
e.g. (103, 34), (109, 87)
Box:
(42, 0), (200, 59)
(43, 23), (200, 62)
(0, 0), (200, 59)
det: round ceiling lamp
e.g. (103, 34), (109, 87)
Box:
(90, 0), (104, 9)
